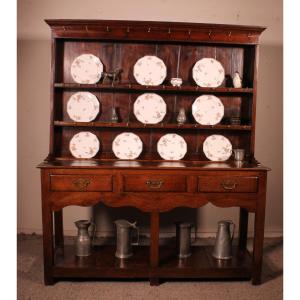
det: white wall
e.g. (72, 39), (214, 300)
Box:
(17, 0), (282, 237)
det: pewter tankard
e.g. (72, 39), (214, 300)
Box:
(115, 219), (139, 259)
(74, 220), (95, 257)
(212, 220), (235, 260)
(175, 222), (196, 258)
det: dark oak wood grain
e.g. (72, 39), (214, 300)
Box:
(39, 19), (268, 286)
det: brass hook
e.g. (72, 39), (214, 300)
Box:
(148, 27), (151, 33)
(188, 29), (191, 36)
(106, 26), (110, 32)
(168, 28), (171, 34)
(228, 31), (232, 37)
(208, 30), (212, 38)
(127, 27), (130, 33)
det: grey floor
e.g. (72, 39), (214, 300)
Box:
(17, 234), (283, 300)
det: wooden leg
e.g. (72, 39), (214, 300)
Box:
(252, 174), (267, 285)
(150, 212), (159, 286)
(41, 170), (54, 285)
(238, 208), (249, 251)
(42, 204), (54, 285)
(54, 210), (64, 249)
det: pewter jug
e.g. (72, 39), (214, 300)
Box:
(212, 220), (235, 260)
(175, 222), (196, 258)
(115, 219), (139, 259)
(74, 220), (95, 257)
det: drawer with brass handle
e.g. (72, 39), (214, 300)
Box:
(50, 175), (113, 192)
(198, 176), (258, 193)
(123, 175), (187, 192)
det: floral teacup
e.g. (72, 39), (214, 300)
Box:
(170, 77), (183, 87)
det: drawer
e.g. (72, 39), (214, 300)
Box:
(123, 175), (187, 192)
(50, 175), (113, 192)
(198, 176), (258, 193)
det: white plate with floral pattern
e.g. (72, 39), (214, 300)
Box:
(134, 93), (166, 124)
(157, 133), (187, 160)
(67, 92), (100, 122)
(112, 132), (143, 159)
(192, 58), (225, 87)
(133, 55), (167, 86)
(71, 54), (103, 84)
(203, 134), (232, 161)
(192, 95), (224, 125)
(69, 131), (100, 158)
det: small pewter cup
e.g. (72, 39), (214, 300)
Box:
(233, 149), (245, 161)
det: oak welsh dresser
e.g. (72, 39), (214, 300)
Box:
(38, 19), (270, 285)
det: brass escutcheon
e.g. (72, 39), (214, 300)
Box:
(72, 178), (91, 191)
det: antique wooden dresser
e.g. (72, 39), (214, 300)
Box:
(38, 19), (270, 285)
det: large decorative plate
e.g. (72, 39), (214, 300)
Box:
(192, 95), (224, 125)
(67, 92), (100, 122)
(157, 133), (187, 160)
(112, 132), (143, 160)
(69, 131), (100, 159)
(134, 93), (166, 124)
(133, 55), (167, 86)
(71, 54), (103, 84)
(203, 135), (232, 161)
(192, 58), (225, 87)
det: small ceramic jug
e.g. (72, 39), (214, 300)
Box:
(176, 108), (187, 124)
(111, 107), (119, 123)
(233, 71), (242, 88)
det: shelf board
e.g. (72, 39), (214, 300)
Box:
(54, 83), (253, 94)
(54, 121), (252, 131)
(157, 246), (252, 279)
(53, 245), (252, 280)
(54, 245), (149, 278)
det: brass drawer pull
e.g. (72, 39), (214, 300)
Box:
(72, 178), (91, 191)
(146, 179), (164, 189)
(221, 180), (237, 190)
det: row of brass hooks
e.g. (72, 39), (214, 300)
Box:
(81, 25), (252, 39)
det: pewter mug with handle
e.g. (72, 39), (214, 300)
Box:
(175, 222), (196, 258)
(212, 220), (235, 260)
(115, 219), (139, 259)
(74, 220), (96, 257)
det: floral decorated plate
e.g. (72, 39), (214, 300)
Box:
(134, 93), (166, 124)
(71, 54), (103, 84)
(69, 131), (100, 159)
(157, 133), (187, 160)
(133, 55), (167, 86)
(192, 95), (224, 125)
(203, 134), (232, 161)
(112, 132), (143, 159)
(67, 92), (100, 122)
(192, 58), (225, 87)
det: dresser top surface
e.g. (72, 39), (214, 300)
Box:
(37, 159), (270, 171)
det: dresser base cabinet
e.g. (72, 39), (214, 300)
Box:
(38, 161), (268, 286)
